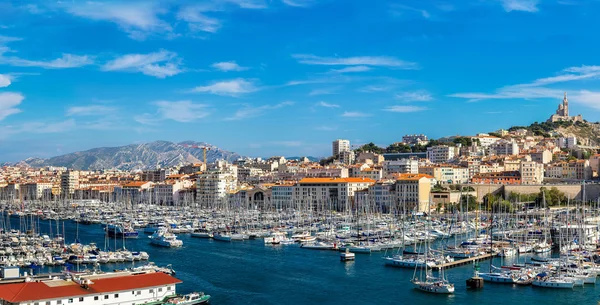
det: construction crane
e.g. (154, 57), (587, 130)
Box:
(181, 144), (211, 164)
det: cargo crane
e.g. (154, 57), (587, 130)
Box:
(181, 144), (211, 164)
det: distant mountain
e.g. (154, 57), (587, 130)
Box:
(18, 141), (243, 171)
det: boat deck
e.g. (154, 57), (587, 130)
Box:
(432, 253), (493, 270)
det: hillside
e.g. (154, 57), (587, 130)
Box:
(17, 141), (242, 171)
(507, 120), (600, 147)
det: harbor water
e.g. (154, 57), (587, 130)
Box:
(16, 218), (600, 305)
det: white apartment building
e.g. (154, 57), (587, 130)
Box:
(489, 140), (520, 156)
(557, 136), (577, 149)
(367, 181), (395, 213)
(383, 159), (419, 177)
(354, 167), (383, 180)
(339, 150), (356, 165)
(332, 139), (350, 156)
(402, 134), (429, 146)
(419, 165), (469, 184)
(197, 163), (238, 206)
(471, 134), (500, 147)
(60, 170), (79, 198)
(20, 182), (53, 200)
(293, 177), (375, 211)
(520, 161), (545, 185)
(426, 145), (455, 163)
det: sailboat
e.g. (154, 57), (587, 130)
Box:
(411, 197), (454, 294)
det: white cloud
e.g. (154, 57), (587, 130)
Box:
(315, 125), (338, 131)
(292, 54), (419, 69)
(0, 35), (21, 44)
(342, 111), (371, 118)
(154, 101), (210, 122)
(358, 85), (392, 92)
(501, 0), (540, 12)
(317, 101), (340, 108)
(177, 6), (222, 33)
(0, 74), (11, 88)
(226, 101), (294, 120)
(0, 53), (93, 69)
(211, 61), (249, 72)
(383, 105), (427, 113)
(395, 90), (433, 102)
(330, 66), (371, 73)
(390, 4), (431, 19)
(223, 0), (268, 9)
(309, 87), (340, 96)
(64, 2), (172, 40)
(0, 92), (23, 121)
(192, 78), (258, 96)
(2, 119), (76, 137)
(102, 50), (183, 78)
(66, 105), (116, 116)
(281, 0), (314, 7)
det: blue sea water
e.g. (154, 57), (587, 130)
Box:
(14, 219), (600, 305)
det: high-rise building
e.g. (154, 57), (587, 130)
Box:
(426, 145), (455, 163)
(332, 139), (350, 157)
(60, 170), (79, 198)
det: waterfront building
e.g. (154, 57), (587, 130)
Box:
(332, 139), (350, 157)
(0, 272), (181, 305)
(271, 183), (294, 209)
(293, 177), (375, 211)
(393, 173), (432, 212)
(196, 164), (238, 207)
(367, 180), (395, 213)
(426, 145), (455, 163)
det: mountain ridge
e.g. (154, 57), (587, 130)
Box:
(11, 140), (243, 171)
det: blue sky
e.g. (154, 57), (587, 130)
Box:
(1, 0), (600, 161)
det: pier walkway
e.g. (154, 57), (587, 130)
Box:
(432, 253), (493, 270)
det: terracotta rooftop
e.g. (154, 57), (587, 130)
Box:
(0, 272), (181, 303)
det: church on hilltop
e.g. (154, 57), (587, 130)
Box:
(548, 92), (583, 123)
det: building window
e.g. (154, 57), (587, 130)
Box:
(57, 301), (62, 305)
(159, 288), (163, 292)
(94, 296), (99, 301)
(114, 294), (119, 298)
(150, 289), (154, 293)
(167, 286), (172, 291)
(79, 297), (84, 302)
(104, 295), (109, 300)
(68, 299), (73, 304)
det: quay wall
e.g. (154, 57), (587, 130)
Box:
(464, 184), (600, 202)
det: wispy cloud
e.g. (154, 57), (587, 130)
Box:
(0, 74), (11, 88)
(192, 78), (258, 96)
(177, 6), (222, 34)
(271, 140), (303, 147)
(102, 50), (183, 78)
(309, 87), (340, 96)
(316, 101), (340, 108)
(395, 90), (433, 102)
(281, 0), (315, 7)
(1, 119), (76, 138)
(342, 111), (371, 118)
(383, 105), (427, 113)
(390, 4), (431, 19)
(329, 66), (371, 73)
(292, 54), (419, 69)
(66, 105), (117, 116)
(136, 101), (211, 124)
(224, 0), (268, 9)
(500, 0), (540, 12)
(450, 64), (600, 110)
(211, 61), (249, 72)
(0, 92), (23, 121)
(0, 52), (93, 69)
(357, 85), (392, 93)
(314, 125), (338, 131)
(63, 2), (172, 40)
(226, 101), (294, 120)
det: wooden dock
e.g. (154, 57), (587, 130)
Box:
(432, 253), (493, 270)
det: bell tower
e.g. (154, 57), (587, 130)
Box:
(563, 92), (569, 116)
